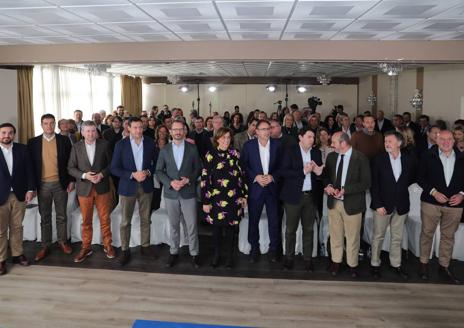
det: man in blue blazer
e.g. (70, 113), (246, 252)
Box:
(241, 119), (283, 263)
(111, 117), (158, 266)
(0, 123), (36, 275)
(280, 128), (323, 272)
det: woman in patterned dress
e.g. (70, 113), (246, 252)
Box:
(201, 127), (247, 268)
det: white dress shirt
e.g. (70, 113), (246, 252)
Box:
(0, 143), (13, 176)
(300, 145), (312, 192)
(85, 141), (96, 166)
(130, 136), (144, 172)
(172, 140), (185, 171)
(439, 149), (456, 187)
(341, 127), (351, 138)
(388, 152), (402, 182)
(335, 147), (353, 198)
(377, 119), (384, 131)
(258, 139), (270, 175)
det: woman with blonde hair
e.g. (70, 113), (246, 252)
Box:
(201, 127), (247, 268)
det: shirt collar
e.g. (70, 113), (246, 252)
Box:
(130, 136), (144, 145)
(258, 139), (270, 149)
(341, 147), (353, 157)
(0, 143), (13, 151)
(172, 140), (185, 148)
(43, 133), (56, 142)
(439, 149), (455, 158)
(299, 143), (311, 154)
(388, 151), (401, 161)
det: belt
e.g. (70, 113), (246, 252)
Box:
(302, 190), (312, 195)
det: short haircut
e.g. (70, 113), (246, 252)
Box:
(112, 115), (123, 123)
(248, 117), (259, 126)
(269, 118), (280, 125)
(256, 119), (270, 129)
(393, 114), (403, 120)
(195, 116), (204, 121)
(74, 109), (82, 114)
(363, 114), (375, 121)
(171, 119), (187, 129)
(384, 130), (404, 145)
(128, 117), (142, 126)
(212, 127), (232, 148)
(419, 114), (430, 122)
(403, 111), (411, 116)
(81, 120), (97, 130)
(116, 105), (124, 109)
(339, 113), (349, 119)
(298, 127), (315, 137)
(0, 122), (16, 134)
(429, 124), (441, 131)
(41, 113), (55, 122)
(290, 104), (299, 111)
(339, 132), (351, 145)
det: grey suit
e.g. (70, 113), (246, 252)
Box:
(156, 141), (202, 255)
(67, 139), (112, 197)
(233, 130), (252, 153)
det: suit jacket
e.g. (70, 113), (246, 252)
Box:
(155, 141), (202, 200)
(375, 118), (394, 134)
(102, 128), (122, 152)
(67, 139), (112, 197)
(418, 147), (464, 208)
(240, 138), (282, 199)
(370, 151), (417, 215)
(0, 143), (35, 206)
(279, 144), (322, 205)
(27, 133), (73, 191)
(143, 127), (155, 139)
(233, 130), (253, 153)
(110, 136), (158, 197)
(323, 148), (371, 215)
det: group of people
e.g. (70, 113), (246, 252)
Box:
(1, 103), (463, 285)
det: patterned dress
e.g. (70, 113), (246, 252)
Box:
(201, 147), (247, 226)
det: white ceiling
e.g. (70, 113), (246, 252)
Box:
(0, 0), (464, 44)
(67, 61), (421, 77)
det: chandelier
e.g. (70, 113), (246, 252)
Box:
(367, 92), (377, 106)
(317, 74), (331, 85)
(378, 63), (403, 76)
(410, 89), (423, 109)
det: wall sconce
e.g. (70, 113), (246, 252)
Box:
(266, 85), (276, 92)
(410, 89), (423, 109)
(367, 92), (377, 106)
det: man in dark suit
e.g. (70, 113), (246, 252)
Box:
(280, 128), (323, 271)
(111, 117), (158, 266)
(270, 119), (297, 149)
(156, 120), (202, 268)
(375, 110), (394, 134)
(0, 123), (35, 275)
(141, 115), (155, 139)
(403, 112), (419, 136)
(188, 116), (212, 160)
(417, 130), (464, 284)
(417, 124), (440, 157)
(92, 112), (109, 138)
(234, 118), (258, 153)
(28, 113), (74, 262)
(241, 120), (283, 263)
(370, 131), (416, 279)
(68, 121), (115, 263)
(102, 115), (123, 152)
(323, 131), (371, 278)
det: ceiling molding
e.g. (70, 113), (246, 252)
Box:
(142, 76), (359, 85)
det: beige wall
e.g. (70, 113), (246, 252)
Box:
(0, 68), (18, 137)
(143, 83), (358, 119)
(358, 76), (372, 113)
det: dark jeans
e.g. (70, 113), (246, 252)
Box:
(38, 181), (68, 247)
(284, 192), (316, 260)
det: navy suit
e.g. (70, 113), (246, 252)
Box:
(241, 138), (282, 254)
(111, 137), (158, 197)
(0, 143), (35, 206)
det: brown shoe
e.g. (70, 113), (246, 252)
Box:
(34, 247), (50, 262)
(0, 261), (6, 275)
(329, 262), (341, 277)
(74, 248), (93, 263)
(104, 245), (116, 259)
(12, 254), (30, 266)
(59, 242), (72, 255)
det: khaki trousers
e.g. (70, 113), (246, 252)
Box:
(420, 202), (463, 267)
(0, 193), (26, 261)
(120, 185), (153, 251)
(371, 210), (407, 268)
(78, 186), (113, 249)
(328, 200), (362, 267)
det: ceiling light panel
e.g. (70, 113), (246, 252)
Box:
(0, 8), (87, 24)
(162, 20), (225, 33)
(138, 2), (218, 21)
(225, 19), (286, 32)
(101, 21), (167, 34)
(64, 5), (152, 23)
(292, 1), (378, 20)
(216, 1), (294, 20)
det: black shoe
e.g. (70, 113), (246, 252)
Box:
(329, 262), (340, 277)
(304, 260), (314, 273)
(268, 251), (278, 263)
(192, 255), (200, 269)
(349, 266), (359, 278)
(249, 251), (259, 264)
(419, 263), (429, 280)
(283, 257), (294, 270)
(140, 246), (157, 259)
(211, 252), (220, 268)
(0, 261), (6, 275)
(118, 250), (131, 266)
(370, 266), (381, 279)
(165, 254), (179, 268)
(225, 256), (234, 269)
(391, 266), (409, 280)
(438, 265), (461, 285)
(12, 254), (30, 266)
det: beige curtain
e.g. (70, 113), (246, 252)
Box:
(121, 75), (142, 116)
(17, 66), (34, 143)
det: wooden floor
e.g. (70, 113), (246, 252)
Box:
(1, 266), (464, 328)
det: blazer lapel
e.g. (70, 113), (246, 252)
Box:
(167, 142), (180, 173)
(178, 142), (188, 173)
(0, 148), (10, 176)
(11, 144), (20, 177)
(80, 142), (93, 170)
(254, 140), (264, 173)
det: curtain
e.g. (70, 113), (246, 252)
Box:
(17, 66), (35, 143)
(121, 75), (142, 116)
(32, 65), (120, 135)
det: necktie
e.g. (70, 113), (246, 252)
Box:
(334, 154), (344, 190)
